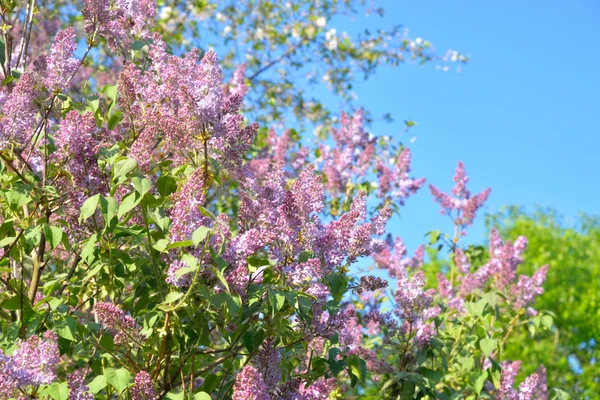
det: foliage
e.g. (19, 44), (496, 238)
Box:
(486, 207), (600, 399)
(18, 0), (467, 129)
(0, 0), (569, 399)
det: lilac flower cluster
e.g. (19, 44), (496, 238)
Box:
(0, 331), (60, 398)
(355, 275), (389, 294)
(1, 25), (79, 149)
(429, 161), (491, 229)
(52, 111), (108, 238)
(117, 35), (257, 171)
(437, 230), (549, 313)
(232, 365), (270, 400)
(497, 361), (548, 400)
(0, 73), (38, 149)
(82, 0), (156, 50)
(430, 168), (548, 314)
(376, 148), (426, 203)
(318, 110), (425, 204)
(53, 111), (105, 194)
(226, 163), (391, 295)
(321, 110), (375, 194)
(44, 27), (79, 91)
(67, 370), (94, 400)
(249, 127), (309, 180)
(131, 371), (156, 400)
(253, 339), (281, 391)
(95, 302), (143, 345)
(373, 235), (425, 278)
(395, 271), (441, 346)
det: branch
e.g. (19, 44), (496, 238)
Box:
(56, 253), (82, 296)
(14, 0), (36, 70)
(248, 40), (305, 81)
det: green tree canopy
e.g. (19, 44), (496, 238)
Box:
(486, 206), (600, 398)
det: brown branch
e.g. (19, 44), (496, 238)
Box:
(248, 40), (305, 81)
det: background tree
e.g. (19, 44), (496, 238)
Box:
(14, 0), (467, 128)
(486, 207), (600, 399)
(0, 0), (570, 399)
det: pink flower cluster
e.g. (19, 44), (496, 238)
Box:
(429, 161), (491, 229)
(118, 35), (257, 171)
(395, 271), (441, 347)
(224, 163), (391, 295)
(67, 370), (94, 400)
(376, 148), (426, 203)
(321, 110), (374, 194)
(131, 371), (156, 400)
(82, 0), (156, 51)
(438, 230), (549, 313)
(498, 362), (548, 400)
(232, 366), (270, 400)
(374, 235), (425, 278)
(0, 26), (79, 149)
(0, 331), (60, 397)
(94, 302), (143, 345)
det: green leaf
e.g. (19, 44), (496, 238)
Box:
(104, 367), (130, 393)
(422, 368), (443, 386)
(43, 225), (63, 251)
(268, 288), (286, 317)
(552, 388), (571, 400)
(157, 175), (177, 196)
(101, 84), (118, 102)
(132, 177), (152, 197)
(79, 194), (100, 222)
(80, 234), (98, 263)
(150, 207), (170, 231)
(87, 375), (107, 394)
(326, 274), (347, 302)
(474, 370), (487, 394)
(202, 374), (219, 393)
(0, 236), (15, 247)
(56, 316), (77, 341)
(107, 113), (123, 130)
(1, 294), (30, 311)
(194, 392), (211, 400)
(0, 40), (5, 67)
(479, 338), (498, 357)
(541, 314), (553, 329)
(163, 292), (184, 304)
(192, 226), (212, 246)
(428, 229), (441, 244)
(347, 355), (367, 387)
(118, 192), (142, 218)
(243, 328), (265, 353)
(113, 158), (137, 179)
(165, 391), (184, 400)
(152, 238), (170, 253)
(99, 196), (118, 225)
(466, 298), (488, 318)
(43, 381), (70, 400)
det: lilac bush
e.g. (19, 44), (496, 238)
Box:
(0, 1), (570, 399)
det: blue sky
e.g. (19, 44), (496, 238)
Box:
(329, 0), (600, 250)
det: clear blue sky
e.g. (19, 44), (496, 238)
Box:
(331, 0), (600, 250)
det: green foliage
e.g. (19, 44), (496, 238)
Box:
(487, 206), (600, 398)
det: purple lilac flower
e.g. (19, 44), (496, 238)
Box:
(429, 161), (491, 228)
(0, 73), (38, 149)
(68, 371), (93, 400)
(254, 339), (281, 390)
(232, 365), (270, 400)
(95, 302), (143, 345)
(131, 371), (156, 400)
(44, 27), (79, 91)
(0, 331), (60, 397)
